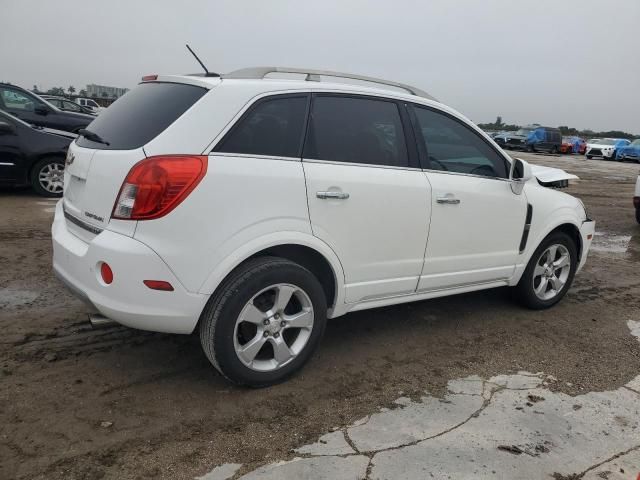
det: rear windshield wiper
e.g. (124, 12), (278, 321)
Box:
(78, 128), (110, 146)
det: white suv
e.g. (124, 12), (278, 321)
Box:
(52, 68), (595, 386)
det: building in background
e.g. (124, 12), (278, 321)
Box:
(85, 84), (129, 99)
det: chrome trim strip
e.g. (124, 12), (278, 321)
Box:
(0, 162), (15, 166)
(63, 206), (103, 235)
(421, 168), (512, 182)
(210, 152), (301, 162)
(303, 158), (421, 172)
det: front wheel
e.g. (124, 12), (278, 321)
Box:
(199, 256), (327, 387)
(514, 232), (577, 309)
(30, 157), (64, 197)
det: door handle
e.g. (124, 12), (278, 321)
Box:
(317, 191), (349, 200)
(436, 196), (460, 205)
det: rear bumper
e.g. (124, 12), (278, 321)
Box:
(577, 220), (595, 272)
(52, 201), (208, 334)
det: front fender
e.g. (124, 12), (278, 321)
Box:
(198, 231), (346, 315)
(510, 205), (584, 286)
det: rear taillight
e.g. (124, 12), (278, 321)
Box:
(112, 155), (207, 220)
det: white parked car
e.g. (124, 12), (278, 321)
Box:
(75, 97), (104, 114)
(52, 68), (595, 386)
(585, 138), (629, 160)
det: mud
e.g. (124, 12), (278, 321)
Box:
(1, 153), (639, 479)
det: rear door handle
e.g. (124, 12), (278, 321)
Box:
(317, 191), (349, 200)
(436, 196), (460, 205)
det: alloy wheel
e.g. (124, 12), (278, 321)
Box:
(532, 244), (571, 301)
(233, 283), (314, 372)
(38, 162), (64, 194)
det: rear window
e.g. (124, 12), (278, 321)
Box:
(76, 82), (206, 150)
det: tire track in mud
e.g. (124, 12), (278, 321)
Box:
(5, 322), (161, 363)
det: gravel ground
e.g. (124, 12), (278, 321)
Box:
(1, 152), (639, 479)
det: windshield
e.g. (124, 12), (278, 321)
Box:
(515, 129), (533, 136)
(630, 139), (640, 146)
(76, 82), (207, 150)
(597, 139), (616, 145)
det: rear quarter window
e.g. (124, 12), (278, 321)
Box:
(76, 82), (206, 150)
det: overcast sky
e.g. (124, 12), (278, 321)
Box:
(2, 0), (638, 133)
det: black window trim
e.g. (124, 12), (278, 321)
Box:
(302, 92), (420, 170)
(407, 102), (512, 181)
(212, 92), (311, 159)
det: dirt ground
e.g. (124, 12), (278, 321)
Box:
(1, 152), (639, 480)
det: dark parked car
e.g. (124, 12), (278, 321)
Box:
(524, 126), (562, 153)
(41, 95), (96, 116)
(0, 109), (75, 196)
(0, 83), (94, 133)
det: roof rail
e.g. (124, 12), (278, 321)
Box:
(222, 67), (437, 101)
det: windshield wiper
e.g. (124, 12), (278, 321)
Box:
(78, 128), (110, 146)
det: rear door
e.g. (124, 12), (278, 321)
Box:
(410, 104), (527, 291)
(303, 94), (431, 304)
(0, 114), (23, 181)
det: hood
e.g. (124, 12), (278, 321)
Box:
(55, 109), (95, 122)
(39, 126), (78, 139)
(530, 164), (579, 187)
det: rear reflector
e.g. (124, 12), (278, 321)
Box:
(112, 155), (207, 220)
(141, 74), (158, 81)
(143, 280), (174, 291)
(100, 263), (113, 284)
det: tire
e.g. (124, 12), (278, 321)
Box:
(586, 155), (592, 159)
(550, 146), (558, 154)
(527, 144), (534, 153)
(199, 256), (327, 387)
(514, 231), (577, 310)
(636, 208), (640, 225)
(30, 157), (64, 197)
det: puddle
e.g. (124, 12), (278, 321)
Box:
(0, 288), (40, 309)
(602, 175), (630, 181)
(590, 231), (631, 254)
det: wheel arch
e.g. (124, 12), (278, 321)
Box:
(199, 233), (346, 315)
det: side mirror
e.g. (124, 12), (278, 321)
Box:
(510, 158), (532, 195)
(34, 105), (49, 115)
(0, 121), (15, 135)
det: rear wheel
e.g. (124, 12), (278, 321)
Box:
(514, 232), (577, 309)
(199, 256), (327, 387)
(30, 157), (64, 197)
(586, 154), (592, 159)
(550, 146), (558, 154)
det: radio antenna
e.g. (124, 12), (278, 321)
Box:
(186, 44), (219, 77)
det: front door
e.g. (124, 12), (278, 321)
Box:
(410, 104), (528, 291)
(303, 94), (431, 304)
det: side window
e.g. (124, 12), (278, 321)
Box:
(63, 100), (82, 112)
(214, 95), (308, 158)
(412, 106), (508, 178)
(304, 95), (408, 167)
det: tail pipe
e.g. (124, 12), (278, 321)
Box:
(89, 313), (117, 328)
